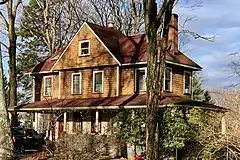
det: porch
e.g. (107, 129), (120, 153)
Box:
(9, 93), (226, 138)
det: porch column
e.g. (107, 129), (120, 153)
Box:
(34, 112), (38, 131)
(8, 112), (12, 121)
(55, 121), (59, 140)
(49, 130), (53, 141)
(96, 110), (99, 133)
(68, 112), (74, 134)
(63, 112), (67, 132)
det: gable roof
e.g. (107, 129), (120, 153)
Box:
(29, 23), (202, 74)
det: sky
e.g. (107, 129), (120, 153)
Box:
(174, 0), (240, 89)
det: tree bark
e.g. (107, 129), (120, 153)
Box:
(0, 44), (13, 159)
(7, 0), (18, 127)
(144, 0), (175, 159)
(8, 15), (17, 109)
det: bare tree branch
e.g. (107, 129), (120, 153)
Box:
(0, 0), (8, 5)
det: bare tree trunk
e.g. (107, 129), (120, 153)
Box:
(144, 0), (175, 159)
(8, 9), (17, 109)
(7, 0), (19, 127)
(0, 44), (13, 159)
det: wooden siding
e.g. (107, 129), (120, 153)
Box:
(120, 67), (135, 95)
(35, 73), (59, 101)
(171, 65), (184, 96)
(120, 65), (191, 96)
(59, 67), (117, 99)
(53, 24), (118, 71)
(35, 65), (191, 101)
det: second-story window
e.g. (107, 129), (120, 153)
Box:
(164, 68), (172, 91)
(184, 71), (191, 94)
(93, 71), (103, 93)
(72, 73), (82, 94)
(79, 40), (90, 56)
(135, 68), (146, 91)
(44, 76), (53, 96)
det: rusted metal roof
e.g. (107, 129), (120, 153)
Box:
(9, 93), (226, 112)
(28, 48), (66, 73)
(28, 23), (202, 74)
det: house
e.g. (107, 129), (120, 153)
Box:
(9, 14), (222, 146)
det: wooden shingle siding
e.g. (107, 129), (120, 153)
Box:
(35, 73), (59, 101)
(171, 65), (184, 96)
(59, 67), (117, 99)
(53, 25), (118, 71)
(120, 67), (135, 95)
(119, 65), (192, 97)
(34, 65), (191, 102)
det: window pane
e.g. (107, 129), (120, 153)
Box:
(81, 49), (89, 55)
(185, 72), (191, 92)
(136, 69), (146, 91)
(45, 77), (52, 96)
(165, 68), (170, 80)
(73, 74), (80, 94)
(94, 72), (103, 92)
(165, 81), (170, 91)
(164, 68), (171, 91)
(81, 42), (89, 48)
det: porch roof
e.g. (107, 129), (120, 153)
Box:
(9, 93), (227, 112)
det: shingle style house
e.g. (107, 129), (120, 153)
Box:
(9, 14), (220, 140)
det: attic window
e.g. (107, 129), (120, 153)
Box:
(79, 40), (90, 56)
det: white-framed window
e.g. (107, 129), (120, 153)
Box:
(135, 68), (147, 91)
(79, 40), (90, 56)
(93, 71), (104, 93)
(44, 76), (53, 96)
(164, 67), (172, 91)
(71, 73), (82, 94)
(184, 71), (192, 94)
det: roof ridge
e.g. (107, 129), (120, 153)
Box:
(85, 22), (125, 36)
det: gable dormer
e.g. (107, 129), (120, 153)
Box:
(52, 23), (123, 71)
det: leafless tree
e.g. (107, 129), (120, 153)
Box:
(0, 45), (13, 158)
(0, 0), (21, 128)
(20, 0), (80, 56)
(195, 89), (240, 159)
(143, 0), (176, 159)
(0, 0), (8, 5)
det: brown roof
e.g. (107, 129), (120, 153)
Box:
(118, 35), (202, 69)
(29, 48), (65, 73)
(29, 23), (201, 74)
(10, 93), (225, 111)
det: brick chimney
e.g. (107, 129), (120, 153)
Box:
(168, 13), (179, 54)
